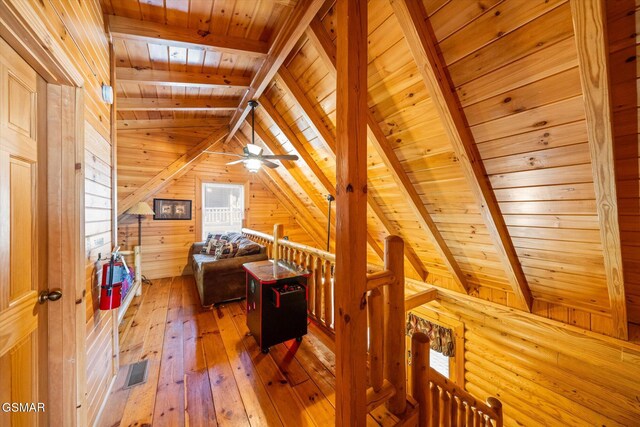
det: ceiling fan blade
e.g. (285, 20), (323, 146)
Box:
(204, 151), (245, 158)
(226, 159), (246, 166)
(261, 159), (279, 169)
(261, 154), (299, 161)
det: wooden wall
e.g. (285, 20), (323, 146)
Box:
(410, 288), (640, 426)
(116, 129), (315, 280)
(608, 0), (640, 323)
(21, 0), (117, 424)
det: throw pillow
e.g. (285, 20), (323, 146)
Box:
(212, 242), (239, 260)
(236, 239), (261, 257)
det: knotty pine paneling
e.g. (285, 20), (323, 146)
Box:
(117, 129), (315, 280)
(409, 288), (640, 426)
(607, 0), (639, 324)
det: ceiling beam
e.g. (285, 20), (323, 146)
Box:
(307, 16), (466, 291)
(116, 67), (251, 89)
(231, 135), (328, 248)
(117, 97), (240, 112)
(277, 67), (428, 280)
(390, 0), (532, 311)
(226, 0), (326, 142)
(118, 128), (228, 215)
(570, 0), (628, 339)
(106, 15), (268, 58)
(117, 118), (228, 130)
(259, 95), (385, 260)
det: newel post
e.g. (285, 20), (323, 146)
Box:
(273, 223), (283, 263)
(385, 235), (407, 414)
(411, 332), (430, 427)
(487, 397), (503, 427)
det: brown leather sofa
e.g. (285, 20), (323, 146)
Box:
(190, 241), (268, 306)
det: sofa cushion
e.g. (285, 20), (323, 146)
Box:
(236, 239), (261, 257)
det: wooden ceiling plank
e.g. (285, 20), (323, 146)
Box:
(117, 97), (240, 111)
(259, 95), (385, 260)
(116, 67), (251, 88)
(307, 15), (467, 291)
(117, 128), (228, 215)
(226, 0), (326, 143)
(390, 0), (532, 310)
(117, 118), (228, 130)
(106, 15), (268, 58)
(570, 0), (628, 340)
(277, 66), (428, 280)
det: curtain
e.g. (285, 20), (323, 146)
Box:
(406, 313), (455, 357)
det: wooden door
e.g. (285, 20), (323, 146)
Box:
(0, 37), (45, 426)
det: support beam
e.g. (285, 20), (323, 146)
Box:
(117, 118), (228, 130)
(277, 66), (427, 280)
(570, 0), (627, 339)
(405, 288), (438, 312)
(390, 0), (532, 310)
(116, 67), (251, 89)
(334, 0), (368, 424)
(307, 16), (467, 291)
(258, 96), (385, 260)
(226, 0), (326, 142)
(117, 97), (240, 112)
(106, 15), (269, 58)
(117, 128), (228, 215)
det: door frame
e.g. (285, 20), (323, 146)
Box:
(1, 1), (87, 426)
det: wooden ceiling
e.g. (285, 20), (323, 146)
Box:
(104, 0), (639, 340)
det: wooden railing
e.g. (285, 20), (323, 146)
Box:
(243, 225), (502, 426)
(411, 333), (503, 427)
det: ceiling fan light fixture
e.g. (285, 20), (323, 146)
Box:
(245, 158), (261, 173)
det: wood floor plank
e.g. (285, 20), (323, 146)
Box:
(119, 277), (173, 426)
(215, 303), (284, 426)
(181, 279), (217, 426)
(153, 277), (186, 426)
(269, 342), (311, 386)
(226, 304), (317, 427)
(198, 308), (250, 426)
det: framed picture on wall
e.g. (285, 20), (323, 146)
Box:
(153, 198), (192, 220)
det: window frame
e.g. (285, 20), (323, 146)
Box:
(195, 178), (249, 241)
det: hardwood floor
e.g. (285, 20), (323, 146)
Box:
(99, 276), (399, 426)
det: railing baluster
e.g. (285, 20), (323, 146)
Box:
(324, 260), (333, 328)
(307, 255), (316, 317)
(368, 288), (384, 392)
(315, 257), (323, 322)
(431, 382), (439, 427)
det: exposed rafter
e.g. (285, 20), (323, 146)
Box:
(258, 96), (385, 260)
(570, 0), (628, 339)
(307, 16), (467, 291)
(277, 67), (428, 280)
(117, 97), (240, 112)
(117, 118), (228, 130)
(106, 15), (269, 58)
(226, 0), (326, 142)
(390, 0), (532, 310)
(116, 67), (251, 89)
(231, 134), (327, 247)
(118, 128), (228, 215)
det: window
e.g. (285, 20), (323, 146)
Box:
(430, 349), (450, 378)
(201, 183), (244, 239)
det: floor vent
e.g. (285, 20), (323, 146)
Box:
(124, 360), (149, 389)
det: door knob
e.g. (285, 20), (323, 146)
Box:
(39, 289), (62, 304)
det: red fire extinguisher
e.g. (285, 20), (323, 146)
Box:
(100, 251), (123, 310)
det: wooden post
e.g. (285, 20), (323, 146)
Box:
(273, 223), (283, 263)
(368, 288), (384, 392)
(335, 0), (368, 423)
(487, 397), (503, 427)
(385, 235), (407, 414)
(411, 332), (430, 427)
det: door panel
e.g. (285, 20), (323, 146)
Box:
(0, 36), (41, 427)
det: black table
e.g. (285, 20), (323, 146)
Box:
(243, 260), (309, 353)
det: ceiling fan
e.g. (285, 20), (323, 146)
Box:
(204, 100), (298, 173)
